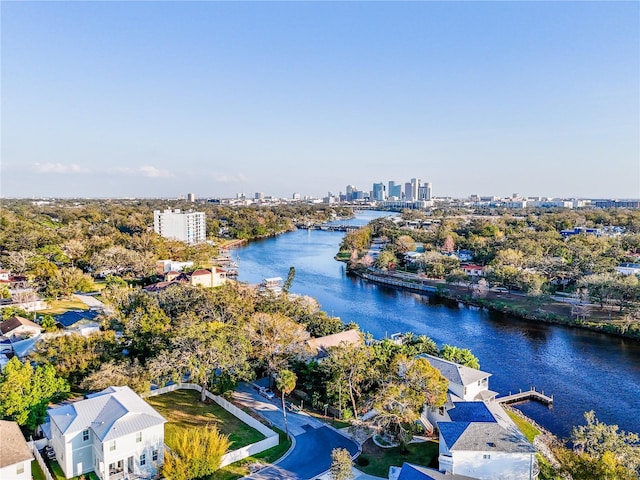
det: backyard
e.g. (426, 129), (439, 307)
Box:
(146, 389), (265, 451)
(355, 438), (439, 477)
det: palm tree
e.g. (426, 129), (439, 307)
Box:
(276, 369), (297, 438)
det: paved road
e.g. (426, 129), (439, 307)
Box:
(234, 382), (359, 480)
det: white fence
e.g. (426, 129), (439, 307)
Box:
(28, 441), (55, 480)
(143, 383), (279, 468)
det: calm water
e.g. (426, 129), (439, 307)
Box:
(236, 211), (640, 438)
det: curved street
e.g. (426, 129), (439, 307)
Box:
(233, 382), (359, 480)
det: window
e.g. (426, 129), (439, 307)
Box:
(16, 463), (24, 475)
(136, 431), (142, 443)
(152, 450), (158, 462)
(83, 429), (89, 441)
(109, 440), (116, 451)
(483, 454), (491, 459)
(140, 454), (146, 466)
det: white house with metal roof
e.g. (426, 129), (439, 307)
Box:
(46, 386), (166, 480)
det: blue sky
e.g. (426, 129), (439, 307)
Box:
(1, 1), (638, 199)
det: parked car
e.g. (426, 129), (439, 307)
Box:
(259, 387), (275, 399)
(285, 401), (300, 412)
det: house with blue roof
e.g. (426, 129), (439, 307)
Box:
(413, 355), (538, 479)
(45, 386), (166, 480)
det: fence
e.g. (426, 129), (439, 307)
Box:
(28, 441), (55, 480)
(143, 383), (279, 468)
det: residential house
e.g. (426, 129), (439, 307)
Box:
(389, 462), (475, 480)
(54, 310), (102, 336)
(460, 265), (485, 278)
(0, 270), (10, 282)
(305, 329), (363, 362)
(145, 268), (226, 292)
(437, 401), (537, 480)
(418, 354), (537, 480)
(155, 260), (194, 275)
(615, 263), (640, 276)
(0, 420), (33, 480)
(45, 386), (166, 480)
(0, 316), (42, 340)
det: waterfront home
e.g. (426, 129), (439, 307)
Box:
(44, 386), (166, 480)
(419, 354), (496, 404)
(155, 259), (194, 274)
(0, 420), (33, 480)
(418, 354), (537, 480)
(305, 329), (363, 361)
(437, 401), (537, 480)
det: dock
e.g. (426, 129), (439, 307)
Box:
(497, 387), (553, 407)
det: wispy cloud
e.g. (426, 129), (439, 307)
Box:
(33, 163), (91, 174)
(139, 165), (173, 178)
(209, 172), (250, 183)
(107, 165), (174, 178)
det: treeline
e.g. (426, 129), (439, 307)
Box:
(0, 280), (480, 449)
(0, 199), (352, 296)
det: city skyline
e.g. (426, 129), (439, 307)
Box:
(1, 2), (638, 199)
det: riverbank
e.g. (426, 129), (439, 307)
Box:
(348, 268), (640, 341)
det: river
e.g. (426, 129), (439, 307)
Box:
(235, 211), (640, 438)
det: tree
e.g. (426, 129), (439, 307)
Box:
(276, 369), (297, 438)
(371, 355), (448, 449)
(283, 266), (296, 293)
(30, 331), (120, 385)
(151, 319), (251, 402)
(80, 360), (150, 394)
(248, 312), (310, 386)
(329, 448), (354, 480)
(395, 235), (416, 254)
(442, 235), (455, 253)
(375, 249), (398, 270)
(0, 283), (10, 299)
(439, 345), (480, 369)
(161, 426), (230, 480)
(324, 341), (373, 420)
(0, 357), (69, 430)
(39, 314), (57, 332)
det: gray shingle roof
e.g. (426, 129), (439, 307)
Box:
(48, 386), (165, 442)
(440, 422), (535, 454)
(418, 354), (490, 387)
(0, 420), (33, 468)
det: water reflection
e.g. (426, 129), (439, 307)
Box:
(235, 216), (640, 438)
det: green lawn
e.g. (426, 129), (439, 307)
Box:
(146, 389), (265, 451)
(46, 460), (99, 480)
(355, 438), (439, 477)
(214, 427), (292, 480)
(32, 460), (47, 480)
(507, 410), (541, 443)
(40, 298), (89, 315)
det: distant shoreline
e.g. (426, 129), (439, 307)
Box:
(346, 267), (640, 342)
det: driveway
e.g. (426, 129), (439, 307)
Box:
(234, 382), (359, 480)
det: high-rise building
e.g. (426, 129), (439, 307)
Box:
(425, 182), (432, 201)
(388, 181), (402, 199)
(187, 193), (195, 202)
(153, 209), (206, 244)
(372, 182), (386, 201)
(255, 192), (264, 200)
(410, 178), (421, 201)
(405, 182), (413, 201)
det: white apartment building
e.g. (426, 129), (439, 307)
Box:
(153, 209), (206, 244)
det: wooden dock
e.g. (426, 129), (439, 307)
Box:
(497, 387), (553, 407)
